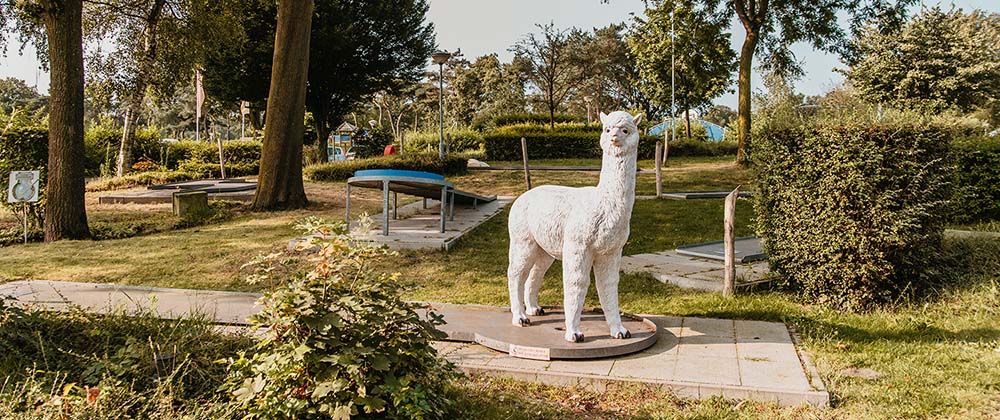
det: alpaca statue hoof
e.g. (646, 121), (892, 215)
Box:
(516, 317), (531, 327)
(565, 332), (585, 343)
(613, 330), (632, 339)
(527, 307), (545, 316)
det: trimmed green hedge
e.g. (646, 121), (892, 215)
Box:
(85, 171), (200, 192)
(83, 125), (161, 176)
(0, 124), (47, 225)
(951, 136), (1000, 223)
(483, 124), (736, 161)
(161, 140), (262, 169)
(753, 123), (954, 309)
(304, 153), (468, 182)
(404, 129), (484, 154)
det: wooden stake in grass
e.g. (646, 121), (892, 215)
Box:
(446, 133), (451, 154)
(723, 185), (741, 297)
(655, 141), (662, 198)
(521, 137), (532, 191)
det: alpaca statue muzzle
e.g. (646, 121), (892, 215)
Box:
(506, 111), (642, 343)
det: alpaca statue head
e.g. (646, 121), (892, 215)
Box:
(599, 111), (643, 158)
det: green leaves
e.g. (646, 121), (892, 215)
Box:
(224, 218), (458, 419)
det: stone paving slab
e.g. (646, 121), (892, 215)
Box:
(622, 250), (770, 291)
(289, 196), (513, 251)
(0, 280), (827, 407)
(444, 315), (828, 407)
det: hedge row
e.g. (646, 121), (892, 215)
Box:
(85, 170), (200, 192)
(83, 126), (162, 177)
(403, 129), (483, 154)
(0, 125), (47, 224)
(753, 123), (953, 309)
(160, 140), (261, 169)
(483, 126), (736, 161)
(951, 137), (1000, 223)
(304, 153), (468, 182)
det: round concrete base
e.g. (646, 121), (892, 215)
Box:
(472, 307), (658, 360)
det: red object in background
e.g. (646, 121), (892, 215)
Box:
(383, 145), (397, 156)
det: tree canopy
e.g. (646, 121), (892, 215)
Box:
(629, 0), (735, 138)
(846, 7), (1000, 122)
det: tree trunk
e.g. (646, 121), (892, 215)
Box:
(114, 0), (164, 177)
(251, 0), (312, 211)
(685, 109), (692, 141)
(736, 30), (758, 164)
(314, 112), (330, 163)
(115, 92), (142, 176)
(42, 0), (90, 241)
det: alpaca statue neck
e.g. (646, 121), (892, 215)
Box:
(597, 151), (637, 202)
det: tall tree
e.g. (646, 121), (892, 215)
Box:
(698, 0), (915, 162)
(513, 23), (584, 128)
(0, 77), (47, 113)
(84, 0), (241, 176)
(251, 0), (312, 210)
(846, 7), (1000, 121)
(629, 0), (735, 140)
(2, 0), (91, 241)
(307, 0), (434, 162)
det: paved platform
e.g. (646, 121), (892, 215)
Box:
(622, 250), (770, 291)
(98, 179), (256, 204)
(0, 280), (826, 407)
(289, 196), (513, 251)
(437, 315), (827, 407)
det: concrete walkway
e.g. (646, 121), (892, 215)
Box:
(0, 279), (827, 407)
(289, 197), (513, 251)
(622, 251), (770, 291)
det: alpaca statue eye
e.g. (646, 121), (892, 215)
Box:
(623, 129), (629, 134)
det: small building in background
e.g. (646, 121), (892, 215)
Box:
(329, 122), (359, 161)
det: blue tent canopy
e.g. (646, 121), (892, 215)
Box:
(648, 120), (726, 142)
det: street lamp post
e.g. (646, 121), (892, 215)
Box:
(431, 50), (451, 159)
(583, 95), (593, 123)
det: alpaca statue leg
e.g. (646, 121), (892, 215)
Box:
(508, 239), (542, 326)
(562, 246), (594, 343)
(524, 254), (554, 316)
(594, 254), (630, 339)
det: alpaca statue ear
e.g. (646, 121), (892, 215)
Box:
(632, 113), (642, 125)
(599, 112), (609, 125)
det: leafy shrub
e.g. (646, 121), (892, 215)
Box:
(489, 112), (578, 128)
(0, 113), (46, 227)
(352, 126), (394, 158)
(130, 159), (159, 172)
(0, 302), (250, 418)
(162, 140), (261, 169)
(225, 220), (457, 419)
(951, 135), (1000, 223)
(304, 153), (468, 182)
(403, 129), (483, 154)
(753, 123), (954, 309)
(83, 123), (161, 177)
(85, 170), (200, 192)
(483, 123), (736, 161)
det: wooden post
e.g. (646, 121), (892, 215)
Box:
(217, 137), (227, 179)
(723, 185), (741, 297)
(663, 136), (670, 164)
(520, 137), (532, 190)
(655, 141), (662, 198)
(400, 131), (405, 157)
(445, 133), (451, 154)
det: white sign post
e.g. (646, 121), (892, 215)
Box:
(8, 171), (40, 244)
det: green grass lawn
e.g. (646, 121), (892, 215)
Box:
(1, 157), (998, 419)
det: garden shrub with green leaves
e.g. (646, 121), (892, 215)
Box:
(951, 135), (1000, 223)
(226, 219), (457, 419)
(83, 123), (161, 177)
(352, 126), (395, 158)
(0, 301), (250, 419)
(0, 112), (46, 227)
(403, 128), (483, 154)
(483, 123), (736, 161)
(304, 153), (468, 182)
(753, 123), (954, 309)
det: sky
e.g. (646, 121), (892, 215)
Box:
(1, 0), (997, 109)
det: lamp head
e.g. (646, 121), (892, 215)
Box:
(431, 51), (451, 65)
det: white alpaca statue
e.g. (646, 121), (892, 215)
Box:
(507, 111), (641, 343)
